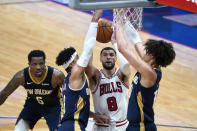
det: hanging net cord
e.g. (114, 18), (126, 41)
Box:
(113, 8), (143, 30)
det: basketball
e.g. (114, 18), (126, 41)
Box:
(96, 19), (113, 43)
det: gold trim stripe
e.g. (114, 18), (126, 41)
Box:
(137, 92), (145, 131)
(74, 96), (84, 131)
(28, 66), (48, 85)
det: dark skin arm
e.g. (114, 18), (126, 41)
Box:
(52, 69), (65, 88)
(85, 10), (103, 91)
(0, 70), (24, 105)
(89, 111), (110, 124)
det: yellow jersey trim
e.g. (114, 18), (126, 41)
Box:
(74, 96), (84, 131)
(28, 66), (48, 85)
(137, 92), (145, 131)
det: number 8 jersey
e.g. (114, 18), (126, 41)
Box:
(92, 69), (129, 128)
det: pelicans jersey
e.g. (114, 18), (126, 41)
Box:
(92, 69), (129, 131)
(16, 66), (61, 130)
(24, 66), (61, 106)
(59, 73), (90, 131)
(126, 69), (162, 131)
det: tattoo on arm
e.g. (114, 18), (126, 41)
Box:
(0, 71), (23, 105)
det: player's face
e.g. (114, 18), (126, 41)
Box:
(100, 50), (117, 70)
(142, 52), (154, 63)
(29, 57), (45, 77)
(69, 55), (79, 70)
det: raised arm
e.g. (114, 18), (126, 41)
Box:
(84, 10), (104, 90)
(116, 24), (156, 87)
(123, 21), (146, 58)
(69, 10), (103, 90)
(0, 70), (24, 105)
(111, 31), (131, 85)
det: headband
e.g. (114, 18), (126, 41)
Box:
(62, 52), (77, 69)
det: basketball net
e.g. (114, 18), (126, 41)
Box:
(112, 8), (143, 31)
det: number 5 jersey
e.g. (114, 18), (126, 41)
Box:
(24, 66), (61, 106)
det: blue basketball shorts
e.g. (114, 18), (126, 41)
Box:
(16, 99), (61, 131)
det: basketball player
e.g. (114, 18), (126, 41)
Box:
(55, 10), (103, 131)
(115, 22), (176, 131)
(85, 25), (132, 131)
(0, 50), (65, 131)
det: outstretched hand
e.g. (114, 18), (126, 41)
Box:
(91, 10), (103, 22)
(115, 22), (132, 55)
(123, 21), (142, 45)
(93, 114), (110, 125)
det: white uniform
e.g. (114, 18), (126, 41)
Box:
(92, 69), (129, 131)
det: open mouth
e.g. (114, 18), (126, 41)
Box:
(106, 61), (112, 64)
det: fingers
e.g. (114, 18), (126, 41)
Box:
(91, 9), (103, 22)
(93, 114), (110, 124)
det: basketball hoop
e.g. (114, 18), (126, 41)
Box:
(112, 7), (143, 31)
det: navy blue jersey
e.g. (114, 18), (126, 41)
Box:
(59, 73), (90, 131)
(24, 66), (61, 106)
(127, 69), (162, 125)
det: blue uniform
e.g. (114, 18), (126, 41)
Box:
(58, 73), (90, 131)
(16, 66), (61, 130)
(126, 69), (162, 131)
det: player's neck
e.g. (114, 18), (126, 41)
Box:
(30, 68), (47, 83)
(102, 68), (116, 77)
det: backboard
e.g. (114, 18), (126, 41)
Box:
(69, 0), (164, 10)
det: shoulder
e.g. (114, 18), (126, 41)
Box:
(15, 70), (24, 79)
(12, 69), (25, 85)
(53, 68), (65, 79)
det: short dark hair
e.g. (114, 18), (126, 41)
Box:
(56, 47), (76, 73)
(100, 47), (116, 55)
(144, 39), (176, 68)
(28, 50), (46, 63)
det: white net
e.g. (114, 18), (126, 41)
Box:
(113, 8), (143, 31)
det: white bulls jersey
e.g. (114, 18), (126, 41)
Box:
(92, 69), (129, 130)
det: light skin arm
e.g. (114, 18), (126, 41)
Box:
(116, 24), (157, 88)
(0, 70), (24, 105)
(111, 31), (131, 86)
(134, 42), (146, 59)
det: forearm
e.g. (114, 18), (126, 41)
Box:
(77, 10), (102, 67)
(116, 24), (142, 72)
(77, 23), (98, 67)
(0, 91), (9, 105)
(113, 42), (131, 75)
(123, 21), (142, 45)
(135, 42), (145, 58)
(0, 72), (23, 105)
